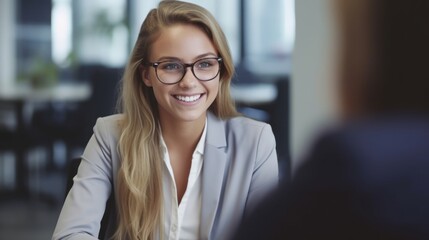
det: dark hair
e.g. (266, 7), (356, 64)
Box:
(337, 0), (429, 119)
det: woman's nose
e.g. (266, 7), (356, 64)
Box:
(178, 68), (198, 88)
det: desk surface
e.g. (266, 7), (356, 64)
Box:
(0, 83), (92, 102)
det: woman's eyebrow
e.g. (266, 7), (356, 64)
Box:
(155, 52), (218, 62)
(154, 56), (181, 62)
(193, 52), (218, 60)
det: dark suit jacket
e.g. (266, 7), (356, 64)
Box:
(233, 115), (429, 240)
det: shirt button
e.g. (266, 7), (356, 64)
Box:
(172, 224), (177, 232)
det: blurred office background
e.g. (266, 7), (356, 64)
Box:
(0, 0), (340, 239)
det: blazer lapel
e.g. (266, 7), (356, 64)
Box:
(200, 112), (228, 239)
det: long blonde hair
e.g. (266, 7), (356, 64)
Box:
(114, 1), (237, 239)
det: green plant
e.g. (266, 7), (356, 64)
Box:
(19, 58), (59, 88)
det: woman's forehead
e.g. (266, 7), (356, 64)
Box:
(149, 24), (217, 61)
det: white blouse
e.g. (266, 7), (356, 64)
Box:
(160, 121), (207, 240)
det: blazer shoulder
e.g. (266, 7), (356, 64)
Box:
(225, 116), (275, 144)
(92, 114), (123, 143)
(227, 115), (271, 130)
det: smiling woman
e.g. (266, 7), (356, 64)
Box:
(142, 24), (221, 124)
(52, 1), (279, 240)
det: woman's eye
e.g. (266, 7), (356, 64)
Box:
(198, 62), (211, 68)
(161, 63), (182, 71)
(197, 60), (215, 69)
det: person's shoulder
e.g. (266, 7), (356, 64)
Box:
(226, 115), (270, 130)
(319, 115), (429, 152)
(207, 113), (274, 141)
(95, 114), (123, 127)
(99, 114), (123, 121)
(93, 114), (124, 138)
(304, 114), (429, 177)
(223, 115), (275, 142)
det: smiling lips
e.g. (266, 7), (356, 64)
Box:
(174, 94), (203, 103)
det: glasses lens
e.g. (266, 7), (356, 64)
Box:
(156, 62), (184, 84)
(155, 58), (221, 84)
(193, 58), (220, 81)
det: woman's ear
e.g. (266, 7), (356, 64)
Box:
(141, 68), (152, 87)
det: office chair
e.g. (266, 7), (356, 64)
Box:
(32, 65), (123, 170)
(65, 157), (114, 239)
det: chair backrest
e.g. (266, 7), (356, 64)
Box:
(65, 157), (114, 239)
(76, 64), (123, 146)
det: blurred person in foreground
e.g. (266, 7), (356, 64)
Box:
(52, 1), (278, 239)
(232, 0), (429, 239)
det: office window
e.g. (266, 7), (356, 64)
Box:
(244, 0), (295, 77)
(130, 0), (240, 63)
(15, 0), (52, 77)
(131, 0), (295, 76)
(73, 0), (128, 67)
(52, 0), (72, 65)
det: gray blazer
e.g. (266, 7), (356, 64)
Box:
(52, 112), (279, 240)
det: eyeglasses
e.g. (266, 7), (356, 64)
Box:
(146, 57), (222, 85)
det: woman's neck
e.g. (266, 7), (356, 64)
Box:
(160, 116), (206, 152)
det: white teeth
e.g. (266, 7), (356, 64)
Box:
(175, 94), (201, 102)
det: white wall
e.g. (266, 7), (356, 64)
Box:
(290, 0), (340, 172)
(0, 0), (16, 88)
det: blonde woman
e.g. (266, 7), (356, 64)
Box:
(52, 1), (278, 239)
